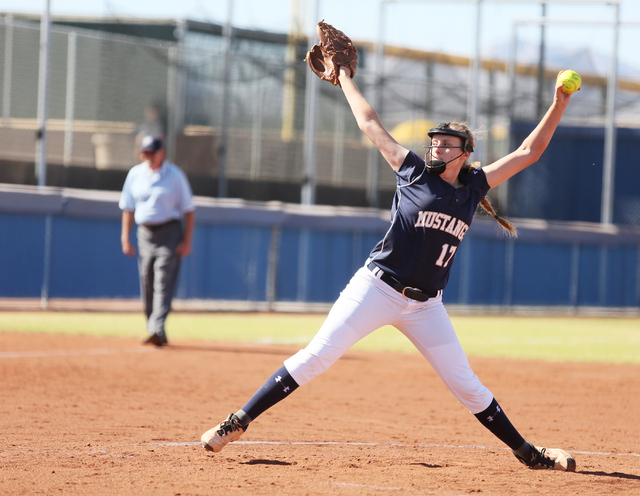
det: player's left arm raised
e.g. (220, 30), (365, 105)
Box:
(338, 68), (409, 171)
(483, 76), (575, 189)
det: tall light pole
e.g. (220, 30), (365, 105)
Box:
(35, 0), (51, 187)
(535, 3), (547, 119)
(601, 3), (619, 226)
(301, 0), (320, 205)
(466, 0), (482, 131)
(218, 0), (234, 198)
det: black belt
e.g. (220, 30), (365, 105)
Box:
(143, 219), (180, 231)
(367, 262), (439, 302)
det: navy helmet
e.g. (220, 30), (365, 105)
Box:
(427, 123), (473, 153)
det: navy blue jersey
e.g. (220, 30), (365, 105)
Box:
(369, 151), (490, 292)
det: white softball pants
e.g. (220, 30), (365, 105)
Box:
(284, 266), (494, 414)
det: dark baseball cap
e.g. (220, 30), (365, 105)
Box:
(140, 135), (164, 153)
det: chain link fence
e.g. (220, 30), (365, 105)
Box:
(1, 15), (639, 221)
(0, 18), (169, 172)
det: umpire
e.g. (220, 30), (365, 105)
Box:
(119, 135), (195, 347)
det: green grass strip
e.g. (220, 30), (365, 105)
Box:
(1, 311), (639, 364)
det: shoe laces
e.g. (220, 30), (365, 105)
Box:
(216, 414), (244, 436)
(531, 447), (554, 468)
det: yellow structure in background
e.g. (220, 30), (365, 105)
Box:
(389, 118), (436, 145)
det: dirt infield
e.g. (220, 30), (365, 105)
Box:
(1, 331), (639, 495)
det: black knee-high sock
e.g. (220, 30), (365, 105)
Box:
(474, 398), (526, 451)
(236, 366), (299, 427)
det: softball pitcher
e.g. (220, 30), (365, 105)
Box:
(201, 28), (577, 471)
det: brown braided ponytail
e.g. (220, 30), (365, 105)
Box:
(479, 196), (517, 237)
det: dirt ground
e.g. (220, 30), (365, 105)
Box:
(1, 331), (639, 495)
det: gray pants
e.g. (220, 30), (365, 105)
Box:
(137, 220), (183, 341)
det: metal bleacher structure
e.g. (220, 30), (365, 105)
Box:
(1, 14), (639, 313)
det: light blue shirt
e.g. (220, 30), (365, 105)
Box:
(119, 161), (195, 225)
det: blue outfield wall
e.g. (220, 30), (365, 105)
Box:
(1, 184), (640, 309)
(509, 124), (640, 227)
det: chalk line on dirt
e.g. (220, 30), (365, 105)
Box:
(143, 441), (640, 457)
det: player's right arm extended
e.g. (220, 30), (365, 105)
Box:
(483, 82), (572, 188)
(338, 67), (408, 171)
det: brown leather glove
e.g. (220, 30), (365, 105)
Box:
(304, 20), (358, 86)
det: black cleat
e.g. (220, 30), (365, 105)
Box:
(513, 442), (576, 471)
(201, 413), (247, 453)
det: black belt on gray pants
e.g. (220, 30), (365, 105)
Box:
(367, 261), (439, 302)
(143, 219), (180, 231)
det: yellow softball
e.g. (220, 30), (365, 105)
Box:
(557, 70), (581, 94)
